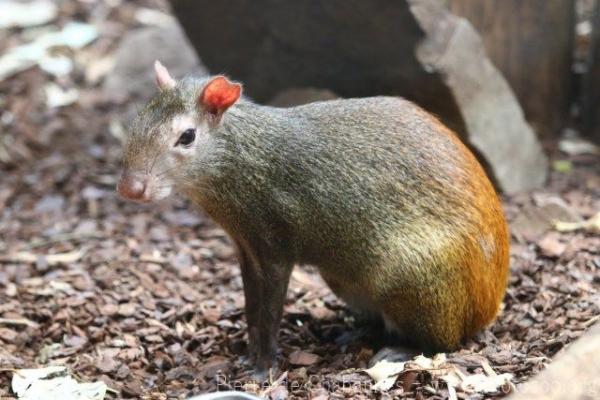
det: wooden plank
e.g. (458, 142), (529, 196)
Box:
(449, 0), (575, 137)
(510, 322), (600, 399)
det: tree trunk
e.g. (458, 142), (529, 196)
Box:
(448, 0), (575, 138)
(582, 0), (600, 143)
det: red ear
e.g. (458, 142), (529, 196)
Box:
(199, 76), (242, 116)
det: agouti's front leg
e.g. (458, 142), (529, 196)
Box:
(236, 242), (293, 377)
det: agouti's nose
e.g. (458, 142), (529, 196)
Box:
(117, 173), (147, 201)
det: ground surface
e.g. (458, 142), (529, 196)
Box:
(1, 1), (599, 399)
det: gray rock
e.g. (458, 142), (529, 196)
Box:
(104, 23), (207, 124)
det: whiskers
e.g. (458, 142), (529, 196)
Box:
(143, 156), (227, 202)
(146, 150), (159, 175)
(155, 165), (178, 177)
(178, 174), (220, 200)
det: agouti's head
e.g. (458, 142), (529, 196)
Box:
(117, 61), (242, 203)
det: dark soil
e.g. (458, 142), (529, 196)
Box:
(0, 1), (599, 399)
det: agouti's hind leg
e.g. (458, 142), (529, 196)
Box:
(380, 290), (465, 352)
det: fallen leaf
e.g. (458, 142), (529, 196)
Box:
(0, 328), (18, 343)
(144, 334), (163, 343)
(12, 366), (107, 400)
(559, 136), (600, 156)
(96, 354), (121, 374)
(0, 22), (98, 81)
(363, 353), (513, 395)
(259, 371), (288, 399)
(459, 373), (513, 394)
(63, 335), (87, 348)
(197, 356), (230, 378)
(0, 249), (84, 266)
(100, 304), (119, 317)
(363, 359), (406, 391)
(537, 234), (566, 258)
(554, 212), (600, 234)
(552, 160), (572, 173)
(45, 83), (79, 108)
(0, 0), (57, 29)
(117, 303), (137, 317)
(289, 350), (320, 366)
(0, 317), (39, 328)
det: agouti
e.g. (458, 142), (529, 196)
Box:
(117, 61), (509, 374)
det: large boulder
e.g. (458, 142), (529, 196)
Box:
(167, 0), (547, 193)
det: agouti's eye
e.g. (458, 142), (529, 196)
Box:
(175, 128), (196, 147)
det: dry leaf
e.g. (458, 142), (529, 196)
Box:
(460, 373), (513, 394)
(259, 371), (288, 398)
(0, 0), (57, 29)
(554, 212), (600, 234)
(288, 350), (320, 366)
(363, 359), (406, 391)
(0, 317), (39, 328)
(117, 303), (137, 317)
(537, 234), (567, 258)
(559, 136), (600, 156)
(12, 366), (107, 400)
(1, 249), (84, 266)
(363, 354), (513, 395)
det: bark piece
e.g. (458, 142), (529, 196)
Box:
(449, 0), (575, 137)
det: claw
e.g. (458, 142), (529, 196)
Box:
(250, 368), (269, 382)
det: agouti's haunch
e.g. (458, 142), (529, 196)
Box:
(117, 61), (509, 373)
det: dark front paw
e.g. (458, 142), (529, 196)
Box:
(250, 367), (270, 382)
(241, 346), (278, 382)
(254, 352), (278, 375)
(244, 350), (279, 382)
(239, 354), (255, 369)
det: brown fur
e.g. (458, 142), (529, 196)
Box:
(121, 75), (510, 370)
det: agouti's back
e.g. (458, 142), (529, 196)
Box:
(198, 96), (510, 350)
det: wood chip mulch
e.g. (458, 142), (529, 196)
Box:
(0, 1), (599, 399)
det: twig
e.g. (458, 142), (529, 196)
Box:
(24, 232), (103, 249)
(259, 371), (288, 398)
(0, 317), (39, 328)
(583, 314), (600, 328)
(0, 249), (84, 266)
